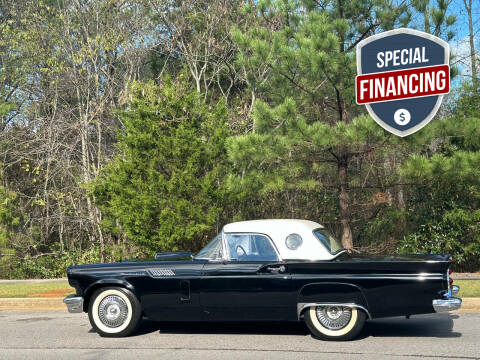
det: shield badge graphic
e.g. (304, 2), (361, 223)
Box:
(356, 28), (450, 137)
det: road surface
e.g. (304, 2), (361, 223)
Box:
(0, 311), (478, 359)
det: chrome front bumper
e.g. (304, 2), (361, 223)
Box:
(432, 285), (461, 312)
(63, 295), (84, 313)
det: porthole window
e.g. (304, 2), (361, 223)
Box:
(286, 233), (303, 250)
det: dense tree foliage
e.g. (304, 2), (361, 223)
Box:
(93, 79), (230, 253)
(0, 0), (478, 277)
(398, 87), (480, 270)
(229, 0), (410, 250)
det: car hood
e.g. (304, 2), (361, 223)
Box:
(66, 255), (202, 274)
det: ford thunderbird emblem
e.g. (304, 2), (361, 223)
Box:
(355, 28), (450, 137)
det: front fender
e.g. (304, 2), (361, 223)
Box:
(82, 278), (136, 312)
(297, 282), (370, 318)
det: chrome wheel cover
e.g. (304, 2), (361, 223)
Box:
(98, 295), (129, 328)
(315, 306), (352, 330)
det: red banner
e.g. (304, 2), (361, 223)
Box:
(355, 64), (450, 105)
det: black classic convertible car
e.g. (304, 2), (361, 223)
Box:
(64, 219), (461, 340)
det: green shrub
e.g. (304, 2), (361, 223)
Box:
(397, 208), (480, 271)
(0, 244), (144, 279)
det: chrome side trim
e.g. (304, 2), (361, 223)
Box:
(330, 249), (348, 259)
(63, 295), (84, 313)
(451, 285), (459, 296)
(433, 297), (462, 312)
(292, 274), (443, 280)
(221, 230), (228, 261)
(148, 268), (175, 277)
(297, 302), (372, 320)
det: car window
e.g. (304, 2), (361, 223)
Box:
(285, 233), (303, 250)
(195, 234), (223, 259)
(313, 228), (344, 255)
(225, 233), (278, 261)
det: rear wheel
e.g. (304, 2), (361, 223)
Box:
(304, 305), (366, 341)
(88, 287), (141, 337)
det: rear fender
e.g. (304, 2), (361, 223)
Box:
(297, 282), (370, 319)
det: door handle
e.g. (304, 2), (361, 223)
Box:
(266, 265), (286, 273)
(180, 280), (190, 301)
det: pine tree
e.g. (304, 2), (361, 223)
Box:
(230, 0), (411, 250)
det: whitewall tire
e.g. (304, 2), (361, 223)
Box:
(88, 287), (141, 337)
(304, 305), (366, 341)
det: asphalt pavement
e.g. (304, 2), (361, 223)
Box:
(0, 311), (478, 359)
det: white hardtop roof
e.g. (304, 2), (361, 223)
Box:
(222, 219), (335, 261)
(223, 219), (323, 234)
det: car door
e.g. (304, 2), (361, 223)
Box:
(138, 259), (206, 321)
(200, 233), (295, 321)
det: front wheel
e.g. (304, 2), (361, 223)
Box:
(88, 287), (142, 337)
(304, 305), (366, 341)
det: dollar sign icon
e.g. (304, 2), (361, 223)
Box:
(394, 109), (411, 126)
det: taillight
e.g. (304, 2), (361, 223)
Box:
(448, 268), (453, 286)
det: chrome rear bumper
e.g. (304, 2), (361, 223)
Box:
(451, 285), (459, 296)
(433, 285), (461, 312)
(63, 295), (84, 313)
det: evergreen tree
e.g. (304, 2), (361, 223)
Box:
(229, 0), (409, 250)
(411, 0), (455, 39)
(93, 78), (230, 253)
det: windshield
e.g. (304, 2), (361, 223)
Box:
(313, 228), (344, 255)
(194, 233), (223, 259)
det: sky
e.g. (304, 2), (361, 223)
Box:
(448, 0), (480, 83)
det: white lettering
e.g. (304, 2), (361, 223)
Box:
(398, 75), (408, 94)
(377, 52), (384, 68)
(413, 48), (421, 63)
(386, 76), (396, 96)
(422, 47), (429, 63)
(376, 47), (430, 68)
(375, 78), (385, 98)
(393, 50), (400, 66)
(360, 79), (369, 99)
(401, 49), (409, 65)
(425, 72), (434, 92)
(409, 74), (418, 93)
(437, 70), (446, 90)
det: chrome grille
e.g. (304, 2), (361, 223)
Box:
(148, 268), (175, 277)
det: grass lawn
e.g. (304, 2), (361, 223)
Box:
(455, 280), (480, 298)
(0, 281), (74, 298)
(0, 279), (478, 298)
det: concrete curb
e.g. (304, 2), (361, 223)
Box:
(0, 278), (68, 284)
(452, 275), (480, 280)
(1, 297), (480, 312)
(455, 297), (480, 312)
(0, 297), (66, 311)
